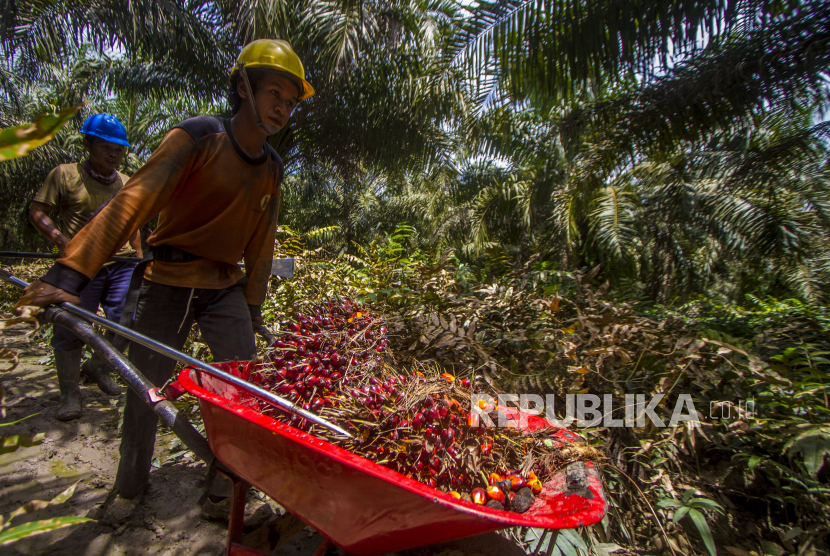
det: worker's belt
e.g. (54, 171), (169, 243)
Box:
(109, 245), (199, 352)
(149, 245), (202, 263)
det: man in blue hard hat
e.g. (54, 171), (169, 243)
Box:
(28, 113), (142, 420)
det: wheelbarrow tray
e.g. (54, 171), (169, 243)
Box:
(177, 363), (606, 555)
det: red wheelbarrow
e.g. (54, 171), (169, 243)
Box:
(177, 361), (607, 556)
(0, 269), (607, 556)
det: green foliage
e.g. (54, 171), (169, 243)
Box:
(0, 483), (91, 546)
(658, 490), (724, 556)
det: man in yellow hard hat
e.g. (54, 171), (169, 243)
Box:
(19, 39), (314, 504)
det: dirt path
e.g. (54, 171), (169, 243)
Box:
(0, 327), (530, 556)
(0, 327), (282, 556)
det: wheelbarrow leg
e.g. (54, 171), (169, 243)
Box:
(224, 472), (254, 556)
(312, 539), (334, 556)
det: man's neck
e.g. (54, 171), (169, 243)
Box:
(87, 158), (114, 176)
(230, 110), (269, 160)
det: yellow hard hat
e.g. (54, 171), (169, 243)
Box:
(231, 39), (315, 101)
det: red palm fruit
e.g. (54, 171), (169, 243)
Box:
(275, 369), (288, 381)
(324, 379), (333, 390)
(528, 478), (543, 494)
(294, 373), (305, 384)
(400, 419), (411, 428)
(302, 402), (312, 411)
(449, 491), (461, 499)
(438, 406), (449, 419)
(446, 446), (460, 459)
(389, 430), (399, 441)
(277, 383), (293, 394)
(283, 351), (295, 360)
(471, 488), (487, 505)
(288, 323), (301, 333)
(330, 372), (342, 381)
(273, 340), (287, 349)
(440, 373), (455, 383)
(488, 473), (503, 486)
(414, 461), (425, 473)
(480, 443), (493, 456)
(305, 375), (318, 387)
(287, 390), (299, 402)
(312, 398), (324, 408)
(452, 476), (464, 489)
(272, 357), (285, 366)
(427, 409), (441, 423)
(398, 375), (407, 383)
(422, 397), (434, 409)
(430, 456), (441, 471)
(424, 430), (437, 443)
(486, 486), (506, 504)
(388, 415), (400, 427)
(506, 475), (526, 490)
(376, 346), (384, 353)
(441, 428), (455, 444)
(296, 346), (306, 357)
(425, 478), (437, 488)
(411, 413), (425, 428)
(461, 378), (471, 388)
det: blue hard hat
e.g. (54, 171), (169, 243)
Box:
(79, 114), (130, 148)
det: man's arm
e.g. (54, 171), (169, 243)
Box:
(20, 129), (199, 310)
(128, 228), (143, 258)
(28, 202), (70, 258)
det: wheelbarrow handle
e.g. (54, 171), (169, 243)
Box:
(0, 251), (142, 263)
(0, 269), (353, 439)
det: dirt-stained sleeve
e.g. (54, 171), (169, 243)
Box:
(41, 129), (199, 295)
(242, 181), (281, 306)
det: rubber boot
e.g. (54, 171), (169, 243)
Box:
(81, 354), (122, 396)
(54, 349), (83, 421)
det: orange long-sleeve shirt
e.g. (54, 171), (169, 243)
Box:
(42, 116), (283, 306)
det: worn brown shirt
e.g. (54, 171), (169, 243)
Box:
(55, 116), (283, 306)
(34, 163), (136, 257)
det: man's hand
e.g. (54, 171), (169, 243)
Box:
(17, 280), (80, 312)
(55, 235), (70, 258)
(251, 315), (276, 345)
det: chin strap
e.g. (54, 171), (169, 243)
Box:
(237, 63), (280, 136)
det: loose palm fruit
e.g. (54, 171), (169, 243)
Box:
(506, 475), (526, 490)
(449, 491), (461, 499)
(528, 478), (543, 494)
(485, 486), (506, 504)
(488, 473), (502, 486)
(440, 373), (455, 383)
(471, 488), (487, 505)
(461, 378), (471, 388)
(480, 443), (493, 456)
(485, 500), (504, 511)
(511, 495), (533, 513)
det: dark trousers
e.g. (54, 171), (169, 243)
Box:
(114, 279), (256, 498)
(51, 262), (135, 351)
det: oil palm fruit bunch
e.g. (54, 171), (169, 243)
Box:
(250, 300), (601, 514)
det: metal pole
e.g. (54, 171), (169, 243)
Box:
(44, 306), (216, 464)
(0, 269), (353, 439)
(0, 251), (142, 263)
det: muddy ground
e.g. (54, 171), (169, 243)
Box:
(0, 326), (530, 556)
